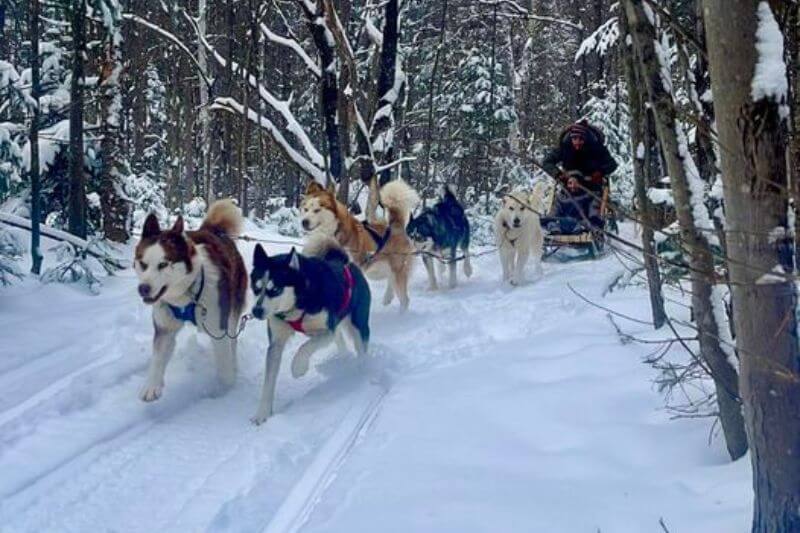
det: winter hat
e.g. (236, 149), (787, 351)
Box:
(568, 122), (591, 140)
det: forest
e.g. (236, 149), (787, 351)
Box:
(1, 1), (799, 531)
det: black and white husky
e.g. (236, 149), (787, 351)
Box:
(406, 186), (473, 289)
(249, 240), (371, 424)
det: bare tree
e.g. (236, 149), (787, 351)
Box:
(97, 0), (130, 242)
(704, 1), (800, 530)
(620, 10), (665, 329)
(624, 0), (748, 460)
(69, 0), (87, 239)
(29, 0), (42, 275)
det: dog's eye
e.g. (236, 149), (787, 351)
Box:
(314, 209), (321, 213)
(139, 261), (148, 270)
(157, 261), (169, 270)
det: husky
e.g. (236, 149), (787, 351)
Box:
(249, 239), (371, 425)
(494, 183), (546, 286)
(134, 200), (248, 402)
(299, 179), (419, 309)
(406, 186), (472, 290)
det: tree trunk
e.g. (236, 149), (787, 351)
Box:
(198, 0), (212, 205)
(423, 0), (448, 188)
(625, 0), (749, 461)
(621, 9), (666, 329)
(99, 5), (130, 242)
(704, 1), (800, 530)
(301, 1), (343, 187)
(371, 0), (401, 186)
(29, 0), (42, 275)
(69, 0), (87, 239)
(0, 1), (7, 63)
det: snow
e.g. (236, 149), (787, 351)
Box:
(636, 141), (645, 160)
(20, 119), (71, 173)
(710, 285), (738, 370)
(647, 187), (674, 206)
(752, 2), (789, 119)
(756, 264), (787, 285)
(575, 17), (619, 61)
(0, 222), (752, 531)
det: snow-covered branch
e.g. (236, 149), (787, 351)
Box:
(121, 13), (213, 89)
(259, 22), (321, 78)
(212, 97), (326, 184)
(184, 10), (326, 173)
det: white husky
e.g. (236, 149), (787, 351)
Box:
(494, 183), (548, 285)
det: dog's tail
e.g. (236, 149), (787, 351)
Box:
(380, 178), (420, 232)
(303, 235), (350, 264)
(441, 184), (458, 202)
(529, 180), (552, 216)
(201, 199), (243, 238)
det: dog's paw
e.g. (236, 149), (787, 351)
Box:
(291, 353), (310, 378)
(140, 383), (163, 402)
(464, 264), (473, 278)
(250, 412), (270, 426)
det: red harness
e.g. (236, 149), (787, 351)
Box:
(286, 266), (354, 334)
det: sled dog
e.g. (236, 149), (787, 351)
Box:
(134, 200), (248, 402)
(494, 183), (546, 285)
(299, 179), (419, 309)
(249, 239), (371, 424)
(406, 186), (472, 290)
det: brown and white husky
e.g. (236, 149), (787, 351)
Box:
(134, 200), (248, 402)
(299, 180), (420, 309)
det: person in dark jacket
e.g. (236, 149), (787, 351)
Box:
(541, 121), (618, 231)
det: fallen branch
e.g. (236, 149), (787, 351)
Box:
(0, 213), (129, 270)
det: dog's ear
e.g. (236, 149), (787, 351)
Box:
(142, 213), (161, 239)
(253, 243), (269, 268)
(305, 181), (325, 195)
(171, 215), (184, 234)
(287, 247), (301, 271)
(495, 183), (510, 199)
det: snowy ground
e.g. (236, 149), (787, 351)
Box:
(0, 222), (752, 532)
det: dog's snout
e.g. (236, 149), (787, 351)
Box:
(138, 284), (151, 298)
(252, 306), (265, 320)
(301, 219), (311, 230)
(513, 218), (521, 227)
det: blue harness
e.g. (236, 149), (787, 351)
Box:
(167, 268), (205, 325)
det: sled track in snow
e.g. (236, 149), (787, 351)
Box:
(262, 380), (388, 533)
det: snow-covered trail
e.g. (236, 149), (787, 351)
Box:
(0, 231), (750, 532)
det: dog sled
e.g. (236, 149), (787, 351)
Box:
(540, 171), (615, 261)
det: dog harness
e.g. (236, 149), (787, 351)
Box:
(362, 221), (391, 253)
(167, 267), (205, 326)
(280, 265), (354, 334)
